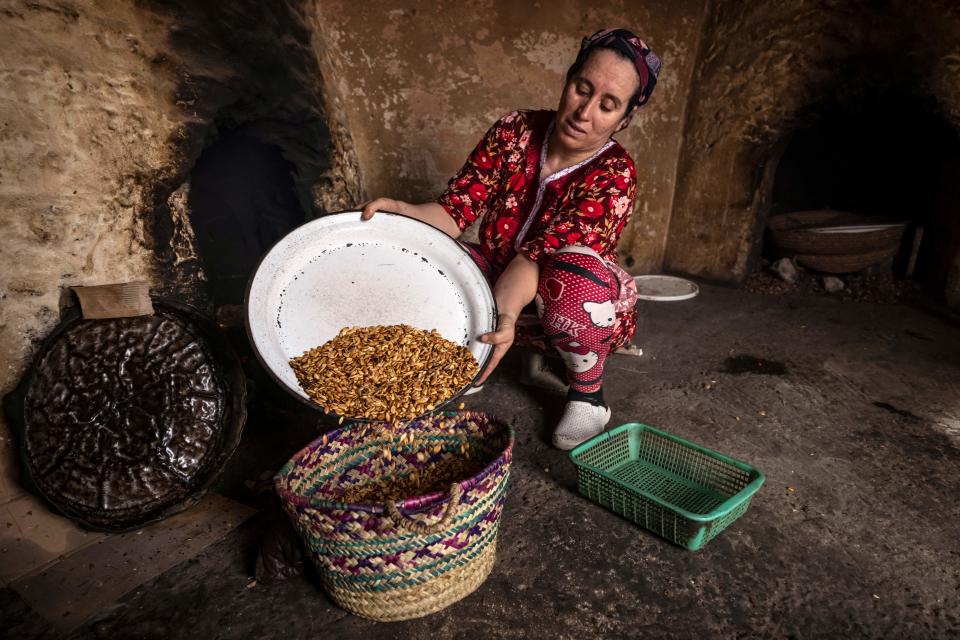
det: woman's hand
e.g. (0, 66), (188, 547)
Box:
(475, 313), (516, 385)
(474, 254), (539, 386)
(359, 197), (402, 221)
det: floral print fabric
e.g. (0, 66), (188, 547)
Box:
(436, 109), (638, 272)
(439, 109), (640, 353)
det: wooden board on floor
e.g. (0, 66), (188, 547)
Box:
(0, 493), (105, 586)
(10, 493), (256, 632)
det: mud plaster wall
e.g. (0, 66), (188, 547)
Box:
(307, 0), (707, 272)
(0, 1), (174, 506)
(0, 0), (360, 505)
(665, 0), (960, 284)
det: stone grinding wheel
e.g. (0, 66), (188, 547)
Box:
(3, 300), (247, 532)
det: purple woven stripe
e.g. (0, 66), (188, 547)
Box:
(322, 520), (502, 575)
(315, 499), (506, 553)
(276, 413), (514, 512)
(397, 452), (511, 511)
(288, 486), (507, 541)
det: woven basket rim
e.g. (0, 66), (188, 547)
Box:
(275, 410), (515, 513)
(767, 210), (907, 257)
(769, 209), (869, 230)
(794, 246), (898, 273)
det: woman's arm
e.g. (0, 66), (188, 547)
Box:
(360, 115), (514, 240)
(476, 253), (539, 385)
(360, 197), (461, 238)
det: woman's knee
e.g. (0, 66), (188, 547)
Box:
(538, 246), (617, 303)
(536, 246), (618, 324)
(544, 246), (612, 280)
(554, 244), (604, 261)
(549, 246), (608, 280)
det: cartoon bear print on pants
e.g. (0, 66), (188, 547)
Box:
(533, 247), (620, 393)
(557, 346), (599, 373)
(582, 300), (616, 328)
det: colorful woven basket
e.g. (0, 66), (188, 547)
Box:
(275, 411), (514, 621)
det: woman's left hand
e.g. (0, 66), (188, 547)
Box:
(475, 313), (516, 385)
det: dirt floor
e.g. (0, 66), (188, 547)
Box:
(3, 282), (960, 639)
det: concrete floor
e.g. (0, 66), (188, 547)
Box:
(3, 283), (960, 639)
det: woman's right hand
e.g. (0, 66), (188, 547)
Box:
(359, 197), (402, 221)
(475, 313), (517, 385)
(358, 199), (462, 238)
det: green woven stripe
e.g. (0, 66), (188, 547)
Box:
(320, 523), (500, 591)
(291, 433), (490, 493)
(320, 524), (498, 589)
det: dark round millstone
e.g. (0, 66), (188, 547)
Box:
(10, 301), (246, 531)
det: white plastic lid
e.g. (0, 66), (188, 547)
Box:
(632, 275), (700, 301)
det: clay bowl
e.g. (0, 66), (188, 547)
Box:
(768, 210), (906, 256)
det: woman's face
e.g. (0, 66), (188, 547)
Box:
(555, 48), (639, 154)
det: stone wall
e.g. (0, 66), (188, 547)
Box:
(0, 0), (359, 509)
(1, 0), (173, 507)
(665, 0), (960, 284)
(306, 0), (707, 271)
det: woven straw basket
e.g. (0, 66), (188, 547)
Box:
(275, 411), (514, 621)
(767, 210), (905, 256)
(795, 246), (899, 274)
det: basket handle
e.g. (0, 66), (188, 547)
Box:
(385, 483), (462, 535)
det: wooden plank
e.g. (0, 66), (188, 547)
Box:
(0, 432), (27, 507)
(0, 493), (104, 586)
(10, 493), (256, 631)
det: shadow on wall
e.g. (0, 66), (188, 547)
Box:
(663, 0), (960, 291)
(767, 92), (960, 299)
(188, 126), (307, 306)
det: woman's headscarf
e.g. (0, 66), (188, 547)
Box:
(577, 28), (661, 109)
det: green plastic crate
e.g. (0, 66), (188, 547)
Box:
(569, 423), (764, 551)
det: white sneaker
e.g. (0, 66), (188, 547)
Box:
(552, 400), (611, 450)
(519, 352), (569, 396)
(463, 384), (484, 396)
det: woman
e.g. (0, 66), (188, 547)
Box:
(361, 28), (660, 449)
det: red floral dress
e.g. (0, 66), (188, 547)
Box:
(437, 109), (639, 351)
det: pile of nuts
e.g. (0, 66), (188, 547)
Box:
(290, 324), (479, 423)
(337, 451), (482, 503)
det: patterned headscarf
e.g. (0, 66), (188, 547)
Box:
(578, 28), (661, 109)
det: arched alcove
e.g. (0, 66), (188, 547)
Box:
(665, 0), (960, 306)
(773, 95), (952, 220)
(768, 92), (960, 296)
(187, 125), (308, 306)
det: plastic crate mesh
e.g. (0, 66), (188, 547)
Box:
(572, 424), (762, 550)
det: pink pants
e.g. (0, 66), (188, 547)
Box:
(465, 244), (632, 393)
(534, 246), (618, 392)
